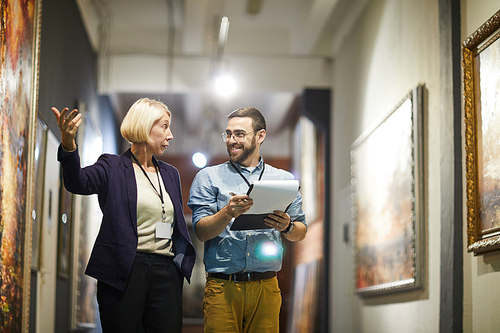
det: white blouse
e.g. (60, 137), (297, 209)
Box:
(134, 168), (174, 256)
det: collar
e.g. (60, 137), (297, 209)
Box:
(232, 157), (264, 172)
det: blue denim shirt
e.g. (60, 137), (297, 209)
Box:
(188, 158), (306, 273)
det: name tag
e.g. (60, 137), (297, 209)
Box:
(156, 222), (172, 239)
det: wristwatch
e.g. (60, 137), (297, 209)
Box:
(282, 221), (295, 234)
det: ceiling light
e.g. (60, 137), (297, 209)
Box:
(214, 74), (236, 97)
(218, 17), (230, 49)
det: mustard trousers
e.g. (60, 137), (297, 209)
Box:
(203, 276), (282, 333)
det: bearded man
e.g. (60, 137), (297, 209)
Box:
(188, 107), (307, 333)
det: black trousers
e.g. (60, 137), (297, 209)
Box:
(97, 252), (183, 333)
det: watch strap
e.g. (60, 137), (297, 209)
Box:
(282, 221), (295, 234)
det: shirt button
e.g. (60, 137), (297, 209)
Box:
(247, 253), (250, 256)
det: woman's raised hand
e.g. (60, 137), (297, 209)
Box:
(51, 107), (82, 151)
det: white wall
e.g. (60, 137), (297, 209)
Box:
(462, 2), (500, 332)
(330, 0), (442, 331)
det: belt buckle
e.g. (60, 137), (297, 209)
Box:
(232, 272), (251, 282)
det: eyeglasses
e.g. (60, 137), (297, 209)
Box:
(221, 130), (259, 143)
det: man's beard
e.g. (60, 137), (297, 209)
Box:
(227, 137), (257, 165)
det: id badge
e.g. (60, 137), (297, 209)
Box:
(156, 222), (172, 239)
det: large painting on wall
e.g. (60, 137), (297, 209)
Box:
(0, 0), (42, 331)
(70, 105), (102, 330)
(351, 85), (425, 296)
(463, 9), (500, 255)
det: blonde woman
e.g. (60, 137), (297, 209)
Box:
(52, 98), (195, 333)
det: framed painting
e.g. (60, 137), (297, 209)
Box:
(57, 179), (73, 279)
(77, 107), (102, 329)
(69, 102), (102, 330)
(463, 9), (500, 255)
(31, 115), (48, 271)
(292, 116), (319, 224)
(351, 85), (426, 296)
(0, 0), (42, 331)
(288, 260), (320, 333)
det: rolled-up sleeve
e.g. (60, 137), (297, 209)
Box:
(188, 170), (219, 230)
(281, 173), (306, 227)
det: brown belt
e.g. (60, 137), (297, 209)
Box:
(207, 271), (276, 282)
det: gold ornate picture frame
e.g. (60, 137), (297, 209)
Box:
(463, 9), (500, 255)
(0, 0), (42, 330)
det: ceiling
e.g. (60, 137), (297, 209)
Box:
(76, 0), (368, 157)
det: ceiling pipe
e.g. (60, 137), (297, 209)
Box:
(166, 0), (176, 92)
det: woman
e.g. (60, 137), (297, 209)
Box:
(52, 98), (195, 333)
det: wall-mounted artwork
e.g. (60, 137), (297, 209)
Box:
(0, 0), (42, 331)
(69, 102), (102, 330)
(57, 181), (73, 279)
(463, 9), (500, 255)
(31, 116), (48, 270)
(292, 116), (319, 224)
(351, 85), (426, 296)
(289, 260), (320, 333)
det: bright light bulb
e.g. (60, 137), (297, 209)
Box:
(192, 152), (207, 168)
(214, 74), (236, 97)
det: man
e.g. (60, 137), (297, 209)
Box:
(188, 107), (307, 333)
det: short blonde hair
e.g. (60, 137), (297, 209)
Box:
(120, 98), (171, 143)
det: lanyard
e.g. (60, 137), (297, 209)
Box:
(229, 160), (265, 189)
(131, 153), (166, 221)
